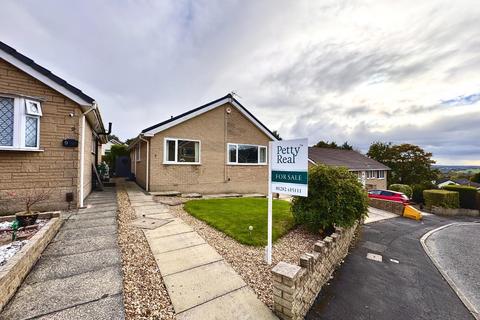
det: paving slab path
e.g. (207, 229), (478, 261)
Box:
(124, 182), (277, 320)
(0, 188), (125, 320)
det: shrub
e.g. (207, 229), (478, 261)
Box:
(291, 165), (368, 233)
(411, 181), (437, 204)
(442, 185), (478, 209)
(389, 184), (413, 198)
(423, 190), (459, 210)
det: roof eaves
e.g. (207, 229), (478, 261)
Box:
(141, 94), (231, 133)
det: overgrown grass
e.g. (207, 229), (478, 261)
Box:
(184, 198), (295, 246)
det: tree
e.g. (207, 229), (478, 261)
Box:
(314, 140), (353, 150)
(471, 172), (480, 183)
(103, 144), (129, 175)
(107, 134), (122, 142)
(367, 142), (438, 185)
(125, 137), (137, 146)
(272, 130), (282, 140)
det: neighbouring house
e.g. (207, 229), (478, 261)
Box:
(101, 138), (123, 156)
(436, 178), (480, 190)
(308, 147), (390, 190)
(0, 41), (110, 212)
(128, 94), (277, 194)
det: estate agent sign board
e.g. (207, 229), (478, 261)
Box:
(266, 138), (308, 264)
(270, 138), (309, 197)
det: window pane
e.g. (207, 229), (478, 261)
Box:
(177, 140), (199, 163)
(0, 97), (14, 146)
(167, 140), (175, 161)
(25, 116), (38, 147)
(259, 147), (266, 163)
(238, 145), (258, 163)
(229, 145), (237, 163)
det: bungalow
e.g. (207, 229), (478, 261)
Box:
(308, 147), (390, 190)
(129, 94), (277, 194)
(0, 41), (109, 212)
(436, 178), (480, 190)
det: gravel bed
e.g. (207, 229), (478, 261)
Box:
(0, 240), (28, 266)
(117, 186), (175, 320)
(163, 197), (321, 309)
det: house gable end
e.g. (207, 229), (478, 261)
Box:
(142, 95), (277, 141)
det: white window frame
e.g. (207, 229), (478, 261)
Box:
(377, 170), (385, 179)
(135, 143), (141, 162)
(366, 170), (385, 179)
(0, 95), (42, 151)
(227, 143), (268, 165)
(163, 137), (201, 165)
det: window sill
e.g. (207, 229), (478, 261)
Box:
(163, 162), (201, 165)
(227, 163), (267, 166)
(0, 147), (44, 152)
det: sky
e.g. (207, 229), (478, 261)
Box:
(1, 0), (479, 165)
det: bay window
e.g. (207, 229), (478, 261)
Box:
(227, 143), (267, 165)
(164, 138), (200, 164)
(0, 96), (42, 150)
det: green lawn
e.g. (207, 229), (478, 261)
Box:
(184, 198), (295, 246)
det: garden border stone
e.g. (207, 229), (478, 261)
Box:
(0, 217), (62, 311)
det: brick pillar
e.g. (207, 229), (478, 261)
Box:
(271, 262), (303, 320)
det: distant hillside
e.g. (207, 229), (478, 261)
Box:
(433, 165), (480, 174)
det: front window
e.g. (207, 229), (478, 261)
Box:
(0, 96), (42, 150)
(25, 116), (39, 147)
(164, 138), (200, 164)
(0, 97), (15, 146)
(228, 143), (267, 165)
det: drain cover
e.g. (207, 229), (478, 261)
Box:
(131, 218), (172, 230)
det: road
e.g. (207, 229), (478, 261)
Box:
(423, 222), (480, 319)
(306, 214), (478, 320)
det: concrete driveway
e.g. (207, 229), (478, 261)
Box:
(306, 214), (478, 320)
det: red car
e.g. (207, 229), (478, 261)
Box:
(368, 189), (410, 204)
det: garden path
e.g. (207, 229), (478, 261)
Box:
(0, 188), (125, 320)
(124, 182), (277, 319)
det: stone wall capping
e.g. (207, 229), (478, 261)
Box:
(313, 241), (326, 253)
(272, 261), (302, 281)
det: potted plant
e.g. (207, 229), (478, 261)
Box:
(7, 189), (51, 227)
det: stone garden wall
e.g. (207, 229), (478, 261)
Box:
(431, 206), (479, 217)
(271, 222), (359, 320)
(369, 198), (404, 215)
(0, 217), (62, 311)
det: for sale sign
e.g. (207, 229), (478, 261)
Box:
(269, 138), (308, 197)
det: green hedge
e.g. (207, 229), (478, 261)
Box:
(389, 184), (413, 198)
(442, 185), (478, 209)
(291, 165), (368, 232)
(411, 182), (437, 204)
(423, 190), (459, 210)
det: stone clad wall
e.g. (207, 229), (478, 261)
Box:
(0, 217), (62, 311)
(271, 223), (359, 320)
(369, 198), (405, 215)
